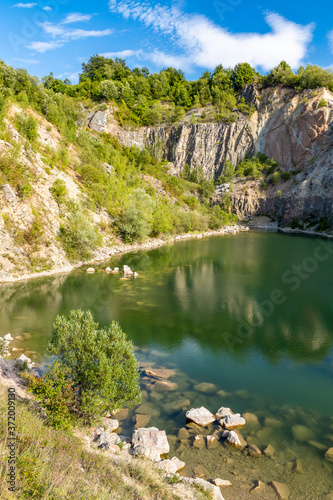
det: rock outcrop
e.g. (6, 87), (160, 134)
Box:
(86, 86), (333, 227)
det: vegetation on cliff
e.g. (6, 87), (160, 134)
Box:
(42, 56), (333, 126)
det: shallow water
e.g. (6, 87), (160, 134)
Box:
(1, 232), (333, 498)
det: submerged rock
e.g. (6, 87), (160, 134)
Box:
(263, 444), (275, 457)
(178, 428), (190, 440)
(135, 403), (160, 417)
(248, 444), (262, 457)
(186, 407), (215, 426)
(143, 367), (176, 380)
(325, 447), (333, 463)
(133, 414), (151, 428)
(193, 435), (206, 449)
(153, 379), (177, 391)
(292, 425), (315, 442)
(194, 382), (216, 393)
(243, 412), (259, 426)
(293, 458), (304, 474)
(264, 417), (283, 428)
(250, 480), (265, 494)
(270, 481), (290, 499)
(213, 478), (232, 487)
(164, 398), (191, 413)
(206, 435), (218, 449)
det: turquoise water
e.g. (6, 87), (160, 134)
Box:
(1, 232), (333, 498)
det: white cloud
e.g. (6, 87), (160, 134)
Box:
(108, 1), (314, 71)
(61, 13), (94, 25)
(42, 6), (52, 11)
(27, 14), (112, 53)
(100, 49), (142, 58)
(57, 71), (80, 82)
(13, 57), (40, 64)
(14, 2), (37, 7)
(41, 22), (112, 40)
(27, 41), (63, 53)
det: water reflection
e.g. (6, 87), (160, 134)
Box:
(1, 233), (333, 365)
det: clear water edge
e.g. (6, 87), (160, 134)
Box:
(1, 232), (333, 499)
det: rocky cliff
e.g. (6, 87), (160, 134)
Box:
(87, 86), (333, 227)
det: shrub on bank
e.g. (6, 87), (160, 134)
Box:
(26, 310), (141, 427)
(59, 208), (102, 261)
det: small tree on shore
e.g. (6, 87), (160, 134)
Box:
(27, 310), (141, 426)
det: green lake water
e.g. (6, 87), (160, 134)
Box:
(1, 231), (333, 499)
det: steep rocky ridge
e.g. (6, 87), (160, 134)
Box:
(86, 86), (333, 227)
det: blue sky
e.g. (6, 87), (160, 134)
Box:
(1, 0), (333, 83)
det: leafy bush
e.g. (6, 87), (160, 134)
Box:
(281, 171), (292, 182)
(117, 188), (155, 242)
(24, 361), (76, 429)
(15, 114), (38, 142)
(41, 310), (141, 424)
(0, 337), (7, 356)
(271, 172), (281, 184)
(317, 217), (330, 232)
(50, 179), (68, 204)
(318, 99), (327, 108)
(59, 208), (102, 261)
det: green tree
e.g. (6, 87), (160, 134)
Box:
(118, 188), (155, 242)
(99, 80), (119, 101)
(220, 159), (234, 183)
(45, 310), (141, 424)
(232, 63), (255, 90)
(265, 61), (297, 87)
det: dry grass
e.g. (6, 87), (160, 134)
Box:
(0, 386), (183, 500)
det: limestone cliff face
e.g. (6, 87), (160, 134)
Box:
(86, 86), (333, 227)
(145, 117), (254, 179)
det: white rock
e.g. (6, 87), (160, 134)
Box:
(133, 272), (139, 278)
(213, 479), (232, 487)
(215, 407), (233, 419)
(182, 477), (224, 500)
(86, 268), (95, 273)
(157, 457), (185, 474)
(186, 407), (216, 426)
(227, 430), (242, 447)
(3, 334), (13, 341)
(4, 184), (16, 202)
(14, 353), (32, 369)
(223, 413), (246, 430)
(132, 445), (161, 462)
(105, 267), (112, 273)
(95, 431), (121, 448)
(132, 427), (170, 456)
(102, 417), (119, 432)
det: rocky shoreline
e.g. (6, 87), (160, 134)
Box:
(0, 224), (248, 285)
(2, 335), (333, 499)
